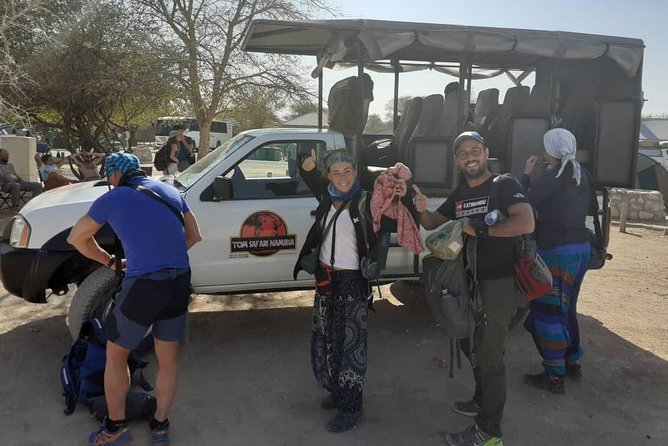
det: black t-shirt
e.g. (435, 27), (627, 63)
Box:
(436, 175), (529, 279)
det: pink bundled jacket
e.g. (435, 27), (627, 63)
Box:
(370, 163), (423, 254)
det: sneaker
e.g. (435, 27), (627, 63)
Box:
(326, 410), (363, 433)
(150, 426), (170, 445)
(451, 399), (479, 417)
(566, 362), (583, 378)
(524, 372), (565, 394)
(321, 394), (337, 410)
(88, 426), (134, 446)
(445, 424), (503, 446)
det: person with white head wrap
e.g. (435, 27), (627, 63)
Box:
(543, 128), (581, 186)
(521, 128), (593, 395)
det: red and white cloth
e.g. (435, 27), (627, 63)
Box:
(370, 163), (423, 254)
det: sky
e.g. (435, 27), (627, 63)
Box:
(303, 0), (668, 119)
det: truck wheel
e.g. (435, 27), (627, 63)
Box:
(67, 267), (119, 339)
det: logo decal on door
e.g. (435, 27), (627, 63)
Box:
(231, 211), (297, 257)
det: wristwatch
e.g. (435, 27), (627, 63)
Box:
(106, 255), (116, 268)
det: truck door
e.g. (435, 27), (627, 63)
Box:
(190, 139), (327, 290)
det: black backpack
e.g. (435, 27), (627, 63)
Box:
(154, 143), (171, 172)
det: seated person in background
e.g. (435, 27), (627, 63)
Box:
(68, 150), (105, 181)
(36, 153), (73, 190)
(0, 148), (43, 207)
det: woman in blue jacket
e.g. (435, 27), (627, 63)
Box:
(521, 128), (592, 394)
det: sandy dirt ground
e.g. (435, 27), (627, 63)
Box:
(0, 206), (666, 445)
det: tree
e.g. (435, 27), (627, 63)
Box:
(132, 0), (333, 153)
(0, 0), (47, 124)
(19, 1), (175, 150)
(287, 100), (319, 120)
(228, 86), (283, 131)
(364, 113), (391, 134)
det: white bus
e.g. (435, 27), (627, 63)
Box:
(154, 116), (233, 150)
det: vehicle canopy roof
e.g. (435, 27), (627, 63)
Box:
(243, 19), (644, 78)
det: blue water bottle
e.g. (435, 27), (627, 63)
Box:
(484, 209), (503, 226)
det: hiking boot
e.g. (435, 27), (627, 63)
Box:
(445, 424), (503, 446)
(524, 372), (565, 394)
(566, 362), (583, 378)
(321, 394), (337, 410)
(326, 410), (363, 433)
(451, 399), (479, 417)
(88, 426), (134, 446)
(150, 426), (170, 445)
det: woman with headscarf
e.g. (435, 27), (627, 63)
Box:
(521, 128), (592, 394)
(293, 148), (393, 433)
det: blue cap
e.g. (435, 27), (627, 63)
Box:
(453, 131), (485, 152)
(105, 152), (141, 177)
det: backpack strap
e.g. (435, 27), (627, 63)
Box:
(355, 191), (383, 305)
(583, 169), (604, 250)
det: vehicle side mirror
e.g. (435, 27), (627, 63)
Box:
(213, 176), (233, 201)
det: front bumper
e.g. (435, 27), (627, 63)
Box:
(0, 241), (73, 303)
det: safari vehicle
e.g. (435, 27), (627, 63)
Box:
(0, 19), (643, 337)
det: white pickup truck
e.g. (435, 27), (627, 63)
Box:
(0, 129), (427, 336)
(1, 18), (643, 336)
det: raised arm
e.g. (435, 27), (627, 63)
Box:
(299, 149), (329, 200)
(413, 184), (449, 230)
(67, 155), (84, 180)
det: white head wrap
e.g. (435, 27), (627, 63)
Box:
(543, 128), (581, 186)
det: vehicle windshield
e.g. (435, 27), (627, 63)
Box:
(176, 133), (255, 189)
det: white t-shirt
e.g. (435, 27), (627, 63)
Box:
(319, 205), (359, 270)
(39, 164), (58, 181)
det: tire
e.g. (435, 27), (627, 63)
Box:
(67, 267), (119, 339)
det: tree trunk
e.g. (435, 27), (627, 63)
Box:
(198, 116), (214, 155)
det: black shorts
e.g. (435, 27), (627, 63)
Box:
(105, 268), (191, 350)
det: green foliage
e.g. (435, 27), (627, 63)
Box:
(364, 113), (392, 134)
(17, 1), (176, 149)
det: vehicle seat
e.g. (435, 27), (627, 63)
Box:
(401, 94), (443, 165)
(433, 88), (471, 138)
(487, 86), (530, 157)
(473, 88), (500, 136)
(395, 96), (424, 156)
(526, 82), (552, 115)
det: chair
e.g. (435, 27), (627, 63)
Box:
(0, 191), (11, 209)
(0, 186), (28, 209)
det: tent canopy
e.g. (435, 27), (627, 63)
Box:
(243, 19), (644, 78)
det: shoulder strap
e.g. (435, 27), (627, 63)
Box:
(326, 201), (351, 266)
(488, 173), (522, 212)
(356, 191), (370, 252)
(583, 170), (604, 250)
(126, 184), (185, 227)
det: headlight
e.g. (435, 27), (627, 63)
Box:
(9, 215), (31, 248)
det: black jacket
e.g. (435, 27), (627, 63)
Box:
(293, 168), (378, 280)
